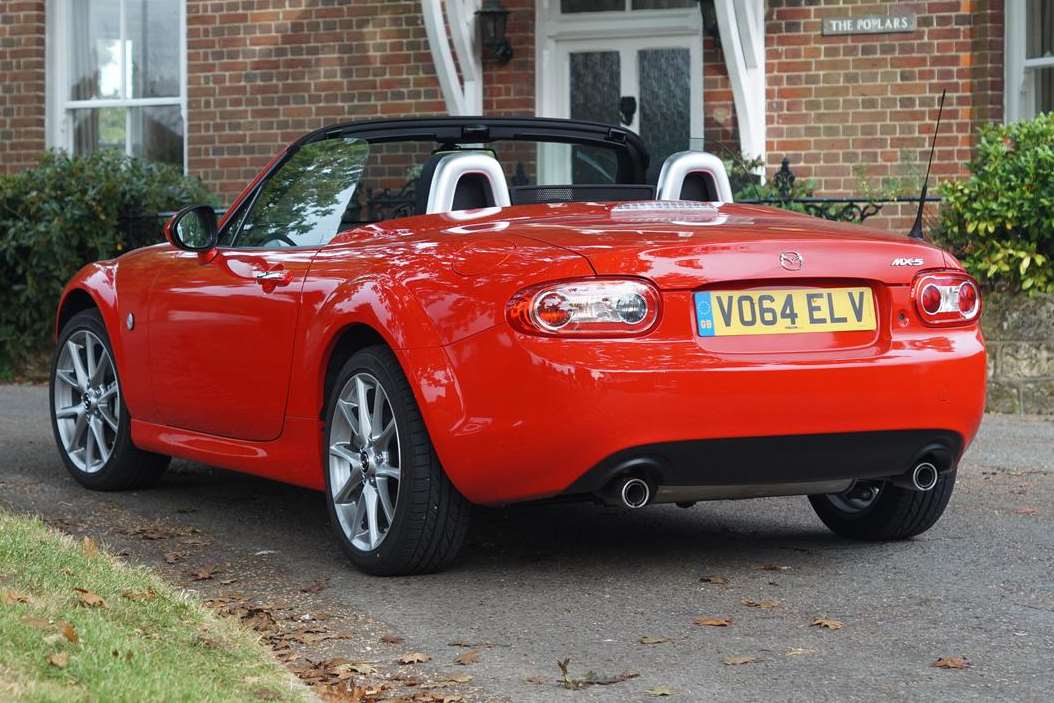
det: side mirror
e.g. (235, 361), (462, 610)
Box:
(165, 205), (218, 251)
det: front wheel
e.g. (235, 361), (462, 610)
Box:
(809, 472), (957, 541)
(50, 310), (170, 490)
(323, 345), (470, 576)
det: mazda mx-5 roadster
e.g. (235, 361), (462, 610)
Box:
(51, 117), (985, 575)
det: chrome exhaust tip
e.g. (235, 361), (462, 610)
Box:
(619, 477), (651, 509)
(911, 462), (939, 492)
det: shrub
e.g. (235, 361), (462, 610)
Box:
(726, 154), (817, 214)
(0, 150), (216, 373)
(935, 113), (1054, 294)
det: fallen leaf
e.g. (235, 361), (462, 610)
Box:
(164, 552), (185, 564)
(219, 578), (239, 586)
(398, 652), (431, 665)
(699, 576), (728, 585)
(931, 656), (971, 670)
(61, 622), (78, 643)
(121, 588), (157, 602)
(785, 647), (817, 656)
(694, 617), (732, 627)
(380, 633), (405, 645)
(445, 674), (473, 683)
(741, 598), (779, 609)
(189, 565), (218, 581)
(811, 617), (843, 630)
(639, 635), (668, 645)
(73, 588), (107, 608)
(647, 686), (675, 697)
(81, 537), (98, 557)
(47, 652), (69, 668)
(454, 649), (480, 665)
(300, 579), (329, 594)
(1013, 507), (1038, 516)
(557, 658), (638, 689)
(759, 564), (790, 572)
(723, 655), (759, 666)
(21, 616), (51, 630)
(2, 591), (30, 606)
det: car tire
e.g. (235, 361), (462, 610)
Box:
(50, 309), (170, 491)
(323, 345), (470, 576)
(808, 472), (956, 541)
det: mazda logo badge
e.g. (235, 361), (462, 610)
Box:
(779, 251), (803, 271)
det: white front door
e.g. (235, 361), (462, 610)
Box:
(537, 0), (704, 184)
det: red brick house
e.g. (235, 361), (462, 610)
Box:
(1, 1), (1050, 228)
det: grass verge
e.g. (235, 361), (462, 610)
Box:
(0, 510), (311, 703)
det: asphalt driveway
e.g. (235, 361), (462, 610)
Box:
(1, 383), (1052, 702)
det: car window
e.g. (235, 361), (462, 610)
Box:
(232, 137), (369, 248)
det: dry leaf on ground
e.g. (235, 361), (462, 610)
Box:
(398, 652), (431, 665)
(557, 658), (639, 689)
(73, 587), (107, 608)
(445, 674), (473, 684)
(121, 588), (157, 602)
(47, 652), (69, 668)
(741, 598), (779, 609)
(931, 656), (971, 669)
(164, 552), (185, 564)
(639, 636), (668, 645)
(811, 618), (843, 630)
(786, 648), (817, 656)
(647, 686), (675, 697)
(454, 649), (480, 665)
(380, 633), (405, 645)
(2, 591), (30, 606)
(699, 576), (728, 585)
(61, 622), (78, 643)
(723, 655), (759, 666)
(694, 617), (732, 627)
(189, 565), (218, 581)
(1013, 507), (1038, 516)
(300, 579), (329, 594)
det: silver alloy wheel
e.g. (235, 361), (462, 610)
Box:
(328, 372), (401, 551)
(53, 330), (120, 474)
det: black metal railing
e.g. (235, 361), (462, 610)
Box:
(738, 157), (941, 224)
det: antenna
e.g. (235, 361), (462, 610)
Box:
(908, 89), (947, 240)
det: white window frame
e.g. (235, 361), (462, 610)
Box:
(45, 0), (188, 172)
(1005, 1), (1054, 122)
(535, 0), (705, 183)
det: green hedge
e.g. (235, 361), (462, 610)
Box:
(936, 113), (1054, 294)
(0, 150), (215, 374)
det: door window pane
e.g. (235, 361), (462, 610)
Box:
(236, 138), (370, 249)
(639, 48), (691, 183)
(561, 0), (624, 12)
(570, 51), (621, 183)
(127, 0), (181, 98)
(68, 0), (122, 100)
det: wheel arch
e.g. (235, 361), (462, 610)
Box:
(319, 323), (391, 419)
(56, 288), (100, 337)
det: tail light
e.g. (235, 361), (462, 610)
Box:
(912, 272), (981, 325)
(507, 278), (661, 337)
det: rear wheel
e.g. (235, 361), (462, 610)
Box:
(50, 310), (170, 490)
(323, 345), (470, 576)
(809, 473), (956, 541)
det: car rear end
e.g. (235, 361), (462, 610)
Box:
(421, 203), (986, 512)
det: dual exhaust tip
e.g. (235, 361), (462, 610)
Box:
(607, 459), (943, 509)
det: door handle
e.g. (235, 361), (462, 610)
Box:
(254, 270), (287, 281)
(253, 267), (292, 290)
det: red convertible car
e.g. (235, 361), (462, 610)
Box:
(51, 118), (985, 575)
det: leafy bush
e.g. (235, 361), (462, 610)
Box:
(0, 150), (215, 373)
(935, 113), (1054, 293)
(726, 154), (816, 214)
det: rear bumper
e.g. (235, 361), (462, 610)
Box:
(402, 322), (986, 505)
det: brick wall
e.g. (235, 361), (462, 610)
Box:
(765, 0), (1004, 232)
(0, 0), (46, 176)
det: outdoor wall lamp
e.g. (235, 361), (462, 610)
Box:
(476, 0), (513, 65)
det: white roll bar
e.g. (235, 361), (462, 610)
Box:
(425, 152), (512, 214)
(655, 151), (734, 204)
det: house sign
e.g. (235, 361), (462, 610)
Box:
(822, 14), (917, 36)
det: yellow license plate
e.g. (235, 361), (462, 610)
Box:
(694, 287), (876, 337)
